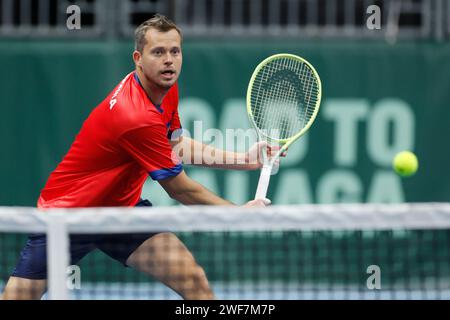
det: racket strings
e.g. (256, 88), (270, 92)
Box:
(250, 57), (320, 141)
(254, 60), (302, 139)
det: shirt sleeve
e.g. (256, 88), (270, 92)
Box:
(119, 125), (183, 181)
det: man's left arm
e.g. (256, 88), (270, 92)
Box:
(170, 136), (283, 170)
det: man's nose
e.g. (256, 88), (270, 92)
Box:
(163, 52), (173, 64)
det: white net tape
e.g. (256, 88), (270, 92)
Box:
(1, 203), (450, 300)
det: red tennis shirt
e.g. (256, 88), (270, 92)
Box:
(38, 72), (183, 208)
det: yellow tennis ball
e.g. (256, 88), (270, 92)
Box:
(393, 151), (418, 177)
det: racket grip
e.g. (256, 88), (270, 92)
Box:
(255, 165), (272, 200)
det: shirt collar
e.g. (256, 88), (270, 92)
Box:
(134, 72), (163, 113)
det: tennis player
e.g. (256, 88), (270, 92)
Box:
(1, 14), (281, 300)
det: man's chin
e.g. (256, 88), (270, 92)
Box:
(158, 80), (176, 90)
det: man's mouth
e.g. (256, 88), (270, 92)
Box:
(161, 70), (176, 78)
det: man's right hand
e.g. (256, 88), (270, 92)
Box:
(243, 198), (272, 207)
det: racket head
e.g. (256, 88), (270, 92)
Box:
(246, 53), (322, 146)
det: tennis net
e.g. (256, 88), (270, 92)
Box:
(1, 203), (450, 300)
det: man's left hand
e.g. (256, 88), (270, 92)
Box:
(245, 141), (287, 170)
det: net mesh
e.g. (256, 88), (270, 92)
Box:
(1, 204), (450, 300)
(248, 56), (320, 141)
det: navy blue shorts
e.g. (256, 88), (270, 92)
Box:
(11, 199), (158, 280)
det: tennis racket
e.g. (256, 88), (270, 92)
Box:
(246, 53), (322, 200)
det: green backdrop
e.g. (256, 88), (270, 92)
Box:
(1, 40), (449, 206)
(1, 40), (450, 294)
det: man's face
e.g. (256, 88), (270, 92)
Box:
(136, 28), (182, 90)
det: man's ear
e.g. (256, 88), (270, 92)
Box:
(133, 50), (142, 68)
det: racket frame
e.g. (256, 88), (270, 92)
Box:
(246, 53), (322, 200)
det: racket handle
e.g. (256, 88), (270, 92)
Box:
(255, 165), (272, 200)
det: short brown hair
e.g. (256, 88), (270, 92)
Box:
(134, 14), (182, 53)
